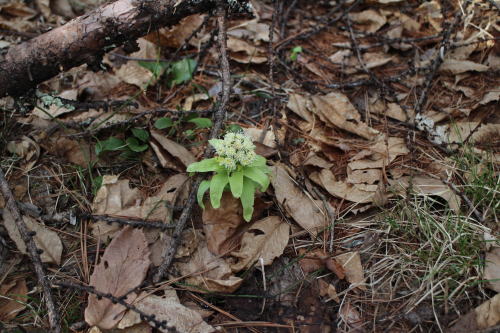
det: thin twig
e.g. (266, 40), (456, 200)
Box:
(153, 1), (232, 283)
(0, 169), (61, 333)
(87, 214), (177, 230)
(54, 281), (177, 332)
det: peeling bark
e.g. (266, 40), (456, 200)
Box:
(0, 0), (222, 97)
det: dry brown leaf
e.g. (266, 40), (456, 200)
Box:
(271, 164), (327, 235)
(335, 252), (366, 290)
(228, 21), (272, 43)
(0, 279), (28, 321)
(440, 59), (489, 74)
(389, 175), (461, 213)
(313, 169), (382, 204)
(85, 227), (151, 329)
(447, 293), (500, 332)
(339, 301), (364, 332)
(286, 93), (314, 122)
(92, 174), (188, 240)
(484, 246), (500, 292)
(311, 93), (380, 140)
(176, 236), (243, 293)
(113, 39), (161, 87)
(227, 37), (267, 64)
(150, 131), (196, 168)
(7, 136), (40, 172)
(304, 153), (333, 169)
(243, 127), (278, 148)
(112, 322), (152, 332)
(348, 137), (408, 171)
(318, 279), (340, 303)
(349, 10), (387, 33)
(119, 289), (214, 333)
(47, 137), (94, 167)
(231, 216), (289, 271)
(202, 192), (244, 255)
(146, 14), (205, 48)
(2, 210), (63, 264)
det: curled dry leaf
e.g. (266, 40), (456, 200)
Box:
(202, 192), (245, 255)
(85, 227), (151, 330)
(271, 164), (328, 235)
(0, 279), (28, 321)
(231, 216), (290, 271)
(150, 131), (196, 170)
(176, 235), (243, 293)
(388, 175), (461, 213)
(339, 302), (364, 332)
(447, 293), (500, 332)
(349, 9), (387, 33)
(7, 136), (40, 172)
(484, 246), (500, 292)
(335, 251), (366, 290)
(2, 209), (63, 265)
(227, 37), (267, 64)
(91, 174), (188, 241)
(318, 279), (340, 303)
(146, 14), (205, 48)
(440, 59), (489, 74)
(118, 289), (214, 333)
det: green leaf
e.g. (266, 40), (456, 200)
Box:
(243, 166), (270, 191)
(188, 117), (212, 129)
(126, 137), (148, 152)
(183, 129), (195, 140)
(197, 180), (211, 209)
(208, 139), (224, 149)
(96, 137), (125, 155)
(290, 46), (303, 62)
(138, 60), (169, 79)
(169, 58), (197, 87)
(226, 124), (243, 133)
(132, 128), (149, 142)
(187, 158), (220, 172)
(249, 155), (267, 167)
(229, 169), (244, 198)
(154, 117), (174, 129)
(241, 178), (256, 222)
(209, 171), (229, 209)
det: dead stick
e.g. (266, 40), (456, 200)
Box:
(153, 0), (231, 283)
(0, 0), (250, 98)
(0, 169), (61, 333)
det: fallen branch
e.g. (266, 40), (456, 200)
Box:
(0, 169), (61, 333)
(0, 0), (250, 98)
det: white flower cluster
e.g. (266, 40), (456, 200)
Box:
(211, 132), (256, 171)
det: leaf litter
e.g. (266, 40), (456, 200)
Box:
(0, 0), (499, 331)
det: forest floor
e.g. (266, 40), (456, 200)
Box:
(0, 0), (499, 332)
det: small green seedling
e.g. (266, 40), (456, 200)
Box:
(95, 128), (150, 156)
(289, 46), (303, 62)
(187, 132), (270, 221)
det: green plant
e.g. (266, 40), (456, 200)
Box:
(289, 46), (303, 61)
(187, 132), (270, 221)
(154, 114), (212, 140)
(95, 127), (149, 157)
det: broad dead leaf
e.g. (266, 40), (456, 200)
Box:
(348, 137), (409, 170)
(318, 279), (340, 303)
(311, 93), (380, 140)
(389, 175), (461, 213)
(7, 136), (40, 172)
(228, 21), (272, 43)
(335, 251), (366, 290)
(176, 236), (243, 293)
(0, 279), (28, 321)
(339, 301), (364, 332)
(448, 293), (500, 332)
(150, 131), (196, 169)
(271, 164), (328, 235)
(231, 216), (290, 271)
(484, 246), (500, 292)
(312, 168), (384, 204)
(349, 9), (387, 33)
(92, 174), (188, 240)
(85, 227), (151, 329)
(202, 192), (245, 255)
(146, 14), (205, 48)
(119, 289), (214, 333)
(2, 210), (63, 264)
(440, 59), (489, 74)
(227, 37), (267, 64)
